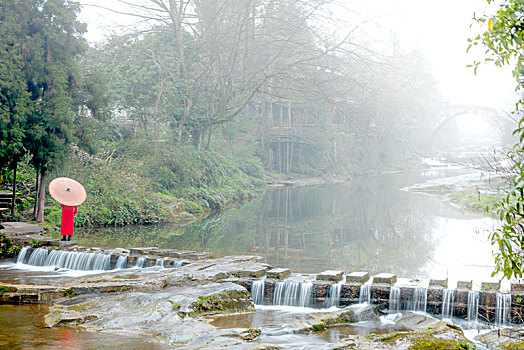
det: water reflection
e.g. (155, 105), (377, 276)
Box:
(76, 168), (495, 280)
(0, 304), (170, 349)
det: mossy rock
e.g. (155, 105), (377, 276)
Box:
(312, 322), (327, 332)
(62, 287), (78, 298)
(0, 285), (8, 296)
(188, 289), (254, 317)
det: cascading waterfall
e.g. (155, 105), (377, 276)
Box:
(442, 289), (455, 320)
(115, 255), (128, 269)
(496, 293), (512, 327)
(359, 284), (371, 304)
(155, 258), (166, 267)
(26, 248), (49, 266)
(46, 250), (111, 271)
(324, 283), (342, 308)
(273, 281), (313, 307)
(407, 288), (427, 312)
(22, 248), (112, 271)
(135, 257), (147, 268)
(173, 260), (183, 268)
(467, 290), (479, 323)
(16, 247), (29, 264)
(389, 286), (401, 313)
(251, 279), (265, 305)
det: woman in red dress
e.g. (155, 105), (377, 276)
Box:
(60, 204), (78, 241)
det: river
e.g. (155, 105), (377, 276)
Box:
(0, 161), (505, 348)
(76, 162), (500, 288)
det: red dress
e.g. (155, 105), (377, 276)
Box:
(60, 204), (78, 236)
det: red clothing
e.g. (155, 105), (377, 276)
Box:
(60, 204), (77, 236)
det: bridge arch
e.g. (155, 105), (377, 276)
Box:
(430, 105), (512, 150)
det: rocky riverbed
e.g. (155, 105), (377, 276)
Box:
(1, 248), (486, 349)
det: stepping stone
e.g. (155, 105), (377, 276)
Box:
(456, 280), (472, 290)
(429, 278), (448, 288)
(347, 272), (370, 284)
(373, 273), (397, 285)
(59, 241), (77, 248)
(130, 247), (158, 255)
(481, 281), (500, 292)
(317, 270), (344, 282)
(240, 267), (267, 278)
(266, 268), (291, 279)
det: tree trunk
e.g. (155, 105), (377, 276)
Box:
(11, 162), (17, 215)
(33, 168), (40, 219)
(36, 170), (46, 223)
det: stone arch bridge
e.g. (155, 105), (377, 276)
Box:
(430, 104), (513, 148)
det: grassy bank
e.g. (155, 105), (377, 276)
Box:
(449, 190), (502, 216)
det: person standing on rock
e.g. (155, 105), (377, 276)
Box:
(60, 204), (77, 241)
(48, 177), (86, 242)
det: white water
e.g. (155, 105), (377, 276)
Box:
(407, 287), (427, 312)
(389, 286), (401, 313)
(135, 257), (147, 268)
(323, 283), (342, 308)
(21, 248), (111, 271)
(16, 247), (29, 264)
(115, 255), (128, 269)
(359, 284), (371, 304)
(251, 279), (265, 305)
(273, 282), (313, 307)
(173, 260), (183, 268)
(155, 258), (165, 267)
(442, 289), (455, 320)
(495, 293), (511, 327)
(26, 248), (49, 266)
(467, 290), (479, 323)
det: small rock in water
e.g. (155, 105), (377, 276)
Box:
(54, 267), (59, 271)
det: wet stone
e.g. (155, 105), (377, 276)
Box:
(346, 272), (370, 284)
(186, 252), (213, 260)
(240, 267), (267, 278)
(146, 258), (157, 267)
(456, 280), (472, 290)
(372, 273), (397, 285)
(429, 278), (448, 288)
(340, 284), (360, 306)
(317, 270), (343, 282)
(481, 281), (500, 292)
(59, 241), (77, 248)
(266, 268), (290, 279)
(129, 247), (158, 255)
(454, 290), (469, 317)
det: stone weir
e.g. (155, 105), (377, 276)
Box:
(234, 269), (524, 325)
(14, 245), (213, 271)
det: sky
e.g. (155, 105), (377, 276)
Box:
(78, 0), (518, 111)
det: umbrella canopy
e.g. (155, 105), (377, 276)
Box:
(49, 177), (86, 206)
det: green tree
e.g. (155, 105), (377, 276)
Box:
(0, 0), (106, 222)
(472, 0), (524, 279)
(0, 0), (33, 213)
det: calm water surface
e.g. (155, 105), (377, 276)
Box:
(76, 167), (498, 286)
(0, 304), (171, 349)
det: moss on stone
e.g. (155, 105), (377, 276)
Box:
(324, 310), (357, 325)
(240, 327), (261, 341)
(168, 300), (181, 310)
(500, 341), (524, 350)
(188, 289), (254, 317)
(62, 287), (78, 298)
(312, 322), (327, 331)
(0, 285), (8, 296)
